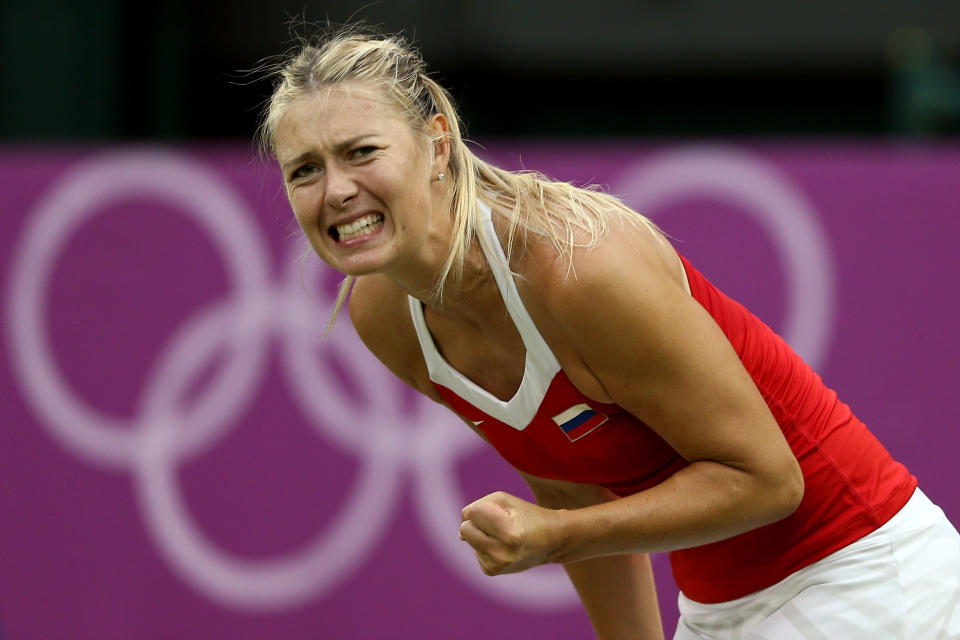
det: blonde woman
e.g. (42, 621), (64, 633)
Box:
(261, 28), (960, 640)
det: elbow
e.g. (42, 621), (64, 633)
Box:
(771, 459), (805, 521)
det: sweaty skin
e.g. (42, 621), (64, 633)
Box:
(352, 219), (804, 565)
(275, 81), (803, 640)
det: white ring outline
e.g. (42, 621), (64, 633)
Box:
(614, 146), (835, 369)
(3, 151), (408, 611)
(4, 145), (836, 613)
(4, 150), (573, 612)
(279, 246), (580, 607)
(132, 300), (405, 610)
(278, 242), (413, 456)
(6, 150), (272, 469)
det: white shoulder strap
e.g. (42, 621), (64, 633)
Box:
(405, 201), (561, 429)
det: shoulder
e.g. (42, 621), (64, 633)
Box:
(348, 275), (439, 399)
(515, 216), (688, 330)
(349, 273), (409, 328)
(512, 213), (708, 395)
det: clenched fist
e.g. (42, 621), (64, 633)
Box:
(459, 491), (566, 576)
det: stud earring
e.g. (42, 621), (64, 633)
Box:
(436, 172), (445, 182)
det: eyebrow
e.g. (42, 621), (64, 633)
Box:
(281, 134), (378, 172)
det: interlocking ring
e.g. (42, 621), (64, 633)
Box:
(6, 146), (832, 612)
(5, 150), (575, 612)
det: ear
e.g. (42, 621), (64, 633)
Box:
(426, 113), (451, 175)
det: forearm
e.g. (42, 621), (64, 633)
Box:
(518, 474), (663, 638)
(553, 460), (803, 563)
(565, 553), (664, 640)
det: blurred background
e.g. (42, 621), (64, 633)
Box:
(2, 2), (959, 640)
(2, 0), (960, 140)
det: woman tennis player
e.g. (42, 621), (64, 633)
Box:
(259, 28), (960, 639)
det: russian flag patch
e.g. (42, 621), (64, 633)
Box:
(551, 404), (608, 442)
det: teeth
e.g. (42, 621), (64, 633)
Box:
(336, 214), (383, 241)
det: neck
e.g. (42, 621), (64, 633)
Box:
(383, 192), (508, 327)
(380, 189), (481, 305)
(402, 237), (499, 320)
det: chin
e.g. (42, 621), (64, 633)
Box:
(330, 252), (394, 278)
(338, 264), (382, 277)
(318, 233), (398, 277)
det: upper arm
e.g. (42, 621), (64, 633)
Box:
(536, 234), (800, 486)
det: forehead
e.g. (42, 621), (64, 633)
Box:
(274, 83), (408, 157)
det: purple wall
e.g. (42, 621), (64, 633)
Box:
(2, 144), (957, 639)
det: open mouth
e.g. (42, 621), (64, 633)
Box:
(329, 213), (384, 243)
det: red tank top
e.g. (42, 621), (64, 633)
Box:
(410, 208), (916, 603)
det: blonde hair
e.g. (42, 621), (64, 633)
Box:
(258, 26), (657, 320)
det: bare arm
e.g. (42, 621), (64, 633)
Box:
(547, 238), (803, 560)
(349, 274), (662, 638)
(349, 276), (656, 639)
(459, 231), (803, 569)
(521, 474), (664, 640)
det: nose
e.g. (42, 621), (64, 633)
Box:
(324, 164), (358, 210)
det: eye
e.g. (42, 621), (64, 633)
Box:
(289, 164), (320, 181)
(350, 146), (379, 160)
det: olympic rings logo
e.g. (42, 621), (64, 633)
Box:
(5, 147), (833, 613)
(5, 150), (575, 612)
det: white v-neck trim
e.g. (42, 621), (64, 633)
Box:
(408, 200), (561, 430)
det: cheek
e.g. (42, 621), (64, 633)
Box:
(288, 190), (317, 225)
(381, 162), (430, 207)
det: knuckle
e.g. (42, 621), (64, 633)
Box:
(476, 549), (510, 576)
(500, 532), (522, 550)
(477, 554), (499, 576)
(491, 549), (514, 568)
(495, 521), (522, 545)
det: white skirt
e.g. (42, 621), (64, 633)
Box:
(674, 488), (960, 639)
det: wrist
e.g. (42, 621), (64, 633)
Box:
(547, 507), (576, 564)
